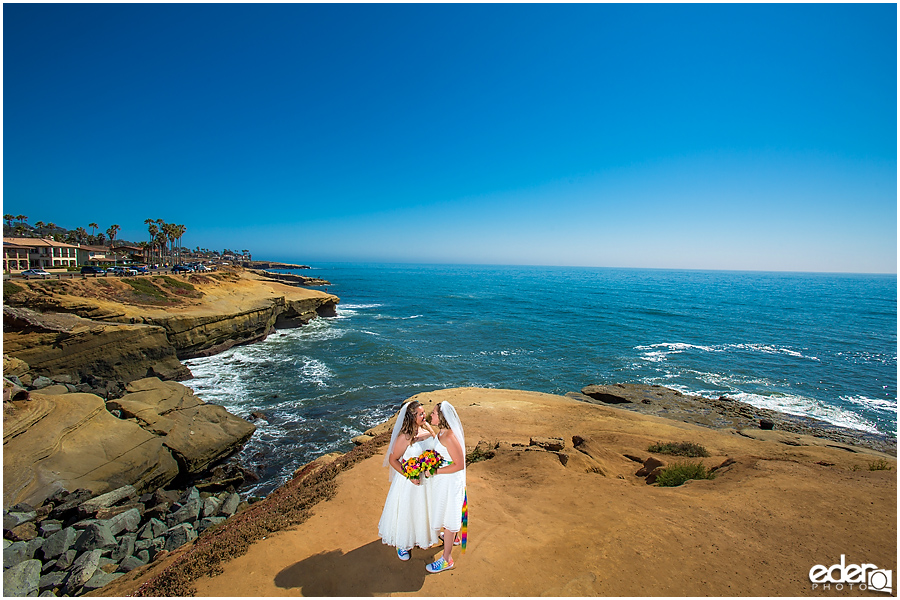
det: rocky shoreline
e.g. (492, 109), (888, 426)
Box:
(3, 267), (342, 596)
(574, 383), (896, 455)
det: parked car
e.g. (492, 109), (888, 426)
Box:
(134, 266), (150, 274)
(172, 265), (193, 273)
(194, 265), (212, 272)
(80, 266), (106, 275)
(21, 269), (51, 278)
(109, 266), (138, 276)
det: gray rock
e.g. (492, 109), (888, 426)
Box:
(3, 558), (42, 597)
(4, 541), (32, 568)
(137, 518), (167, 540)
(65, 549), (102, 594)
(164, 523), (197, 551)
(54, 549), (77, 570)
(81, 570), (122, 592)
(74, 522), (117, 552)
(168, 499), (201, 527)
(64, 384), (78, 393)
(40, 591), (58, 597)
(31, 376), (54, 389)
(70, 518), (99, 531)
(180, 486), (200, 505)
(134, 538), (151, 551)
(38, 521), (62, 538)
(199, 516), (226, 532)
(76, 485), (136, 517)
(201, 496), (221, 518)
(3, 538), (11, 549)
(4, 511), (37, 531)
(118, 555), (147, 572)
(51, 374), (74, 384)
(136, 549), (150, 563)
(218, 492), (240, 517)
(107, 508), (141, 536)
(42, 529), (76, 559)
(25, 537), (45, 560)
(150, 536), (166, 554)
(110, 533), (136, 562)
(98, 556), (116, 568)
(11, 502), (37, 513)
(38, 570), (67, 593)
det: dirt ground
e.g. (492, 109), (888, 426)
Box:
(98, 388), (897, 597)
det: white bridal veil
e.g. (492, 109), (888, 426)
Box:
(439, 401), (465, 470)
(383, 401), (412, 481)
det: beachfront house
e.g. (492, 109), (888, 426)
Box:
(3, 237), (79, 270)
(3, 241), (31, 272)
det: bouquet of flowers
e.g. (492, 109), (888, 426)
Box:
(403, 449), (447, 480)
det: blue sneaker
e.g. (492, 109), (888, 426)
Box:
(397, 548), (410, 561)
(426, 557), (454, 573)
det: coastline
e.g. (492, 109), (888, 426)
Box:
(94, 387), (897, 597)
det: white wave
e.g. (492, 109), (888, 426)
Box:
(728, 391), (882, 435)
(634, 341), (819, 362)
(728, 343), (819, 361)
(338, 303), (384, 310)
(840, 395), (898, 413)
(296, 357), (333, 387)
(635, 342), (718, 353)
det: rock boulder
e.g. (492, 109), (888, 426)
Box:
(108, 378), (255, 474)
(3, 392), (180, 507)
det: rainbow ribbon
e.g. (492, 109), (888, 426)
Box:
(460, 489), (467, 554)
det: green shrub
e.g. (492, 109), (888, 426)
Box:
(154, 276), (195, 291)
(648, 441), (710, 457)
(122, 278), (168, 299)
(869, 458), (893, 471)
(655, 460), (716, 487)
(4, 281), (24, 296)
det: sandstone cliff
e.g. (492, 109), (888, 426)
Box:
(3, 268), (339, 377)
(3, 307), (190, 383)
(3, 377), (256, 508)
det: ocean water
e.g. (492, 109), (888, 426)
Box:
(184, 264), (897, 496)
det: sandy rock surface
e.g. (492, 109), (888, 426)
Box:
(94, 388), (896, 597)
(108, 377), (256, 474)
(4, 392), (179, 507)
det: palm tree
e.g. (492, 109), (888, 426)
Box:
(14, 224), (26, 237)
(74, 227), (87, 244)
(4, 214), (14, 228)
(155, 232), (168, 266)
(45, 223), (57, 239)
(175, 224), (187, 264)
(88, 223), (99, 238)
(16, 215), (27, 226)
(106, 225), (120, 266)
(34, 221), (45, 237)
(146, 220), (159, 263)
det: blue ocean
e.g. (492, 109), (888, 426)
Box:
(184, 264), (897, 496)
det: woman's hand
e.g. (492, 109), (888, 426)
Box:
(410, 477), (420, 486)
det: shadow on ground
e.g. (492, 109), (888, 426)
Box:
(274, 539), (431, 596)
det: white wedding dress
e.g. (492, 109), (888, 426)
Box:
(378, 435), (441, 550)
(429, 432), (466, 533)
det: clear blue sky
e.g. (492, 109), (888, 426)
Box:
(4, 3), (897, 273)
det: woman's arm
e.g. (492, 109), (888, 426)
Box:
(435, 431), (465, 474)
(422, 422), (437, 437)
(389, 434), (417, 482)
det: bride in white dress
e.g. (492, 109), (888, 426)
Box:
(424, 401), (466, 574)
(378, 400), (441, 560)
